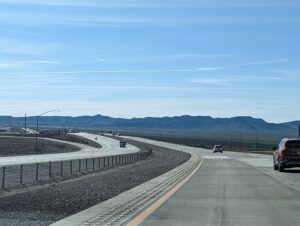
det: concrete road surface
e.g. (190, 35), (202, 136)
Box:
(0, 133), (138, 167)
(125, 137), (300, 226)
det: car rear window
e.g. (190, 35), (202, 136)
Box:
(286, 141), (300, 149)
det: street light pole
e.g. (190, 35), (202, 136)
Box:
(256, 127), (259, 152)
(35, 110), (60, 152)
(24, 113), (27, 135)
(241, 134), (243, 152)
(233, 130), (243, 152)
(35, 116), (38, 152)
(227, 134), (233, 151)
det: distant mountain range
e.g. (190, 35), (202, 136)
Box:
(0, 115), (299, 136)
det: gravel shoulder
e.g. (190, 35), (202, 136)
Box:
(0, 137), (80, 156)
(0, 138), (190, 226)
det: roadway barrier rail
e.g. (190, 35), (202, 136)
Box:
(0, 149), (151, 191)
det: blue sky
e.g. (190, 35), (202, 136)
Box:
(0, 0), (299, 122)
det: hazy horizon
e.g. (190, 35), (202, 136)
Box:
(0, 113), (298, 124)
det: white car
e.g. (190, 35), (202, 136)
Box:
(213, 145), (223, 153)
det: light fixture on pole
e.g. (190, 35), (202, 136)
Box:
(35, 110), (61, 152)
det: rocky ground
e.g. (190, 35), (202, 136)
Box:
(0, 137), (80, 156)
(0, 139), (190, 226)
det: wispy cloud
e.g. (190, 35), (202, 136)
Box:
(0, 60), (60, 69)
(190, 78), (228, 85)
(0, 0), (176, 8)
(0, 39), (61, 55)
(228, 59), (287, 68)
(0, 58), (286, 75)
(190, 75), (284, 85)
(2, 0), (300, 8)
(195, 59), (286, 72)
(1, 6), (299, 28)
(196, 67), (225, 71)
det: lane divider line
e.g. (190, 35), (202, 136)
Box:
(126, 156), (203, 226)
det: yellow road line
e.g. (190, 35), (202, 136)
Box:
(126, 156), (203, 226)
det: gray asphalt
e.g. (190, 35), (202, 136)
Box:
(124, 137), (300, 226)
(0, 133), (139, 167)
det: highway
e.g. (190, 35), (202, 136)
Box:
(125, 137), (300, 226)
(0, 133), (139, 167)
(51, 136), (300, 226)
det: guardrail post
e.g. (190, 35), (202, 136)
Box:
(20, 165), (23, 185)
(36, 163), (39, 181)
(70, 160), (73, 175)
(2, 167), (5, 189)
(49, 162), (52, 178)
(86, 159), (88, 172)
(79, 159), (81, 173)
(92, 158), (95, 171)
(61, 161), (64, 177)
(98, 157), (101, 169)
(104, 157), (106, 168)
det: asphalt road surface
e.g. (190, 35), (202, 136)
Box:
(0, 133), (138, 167)
(125, 137), (300, 226)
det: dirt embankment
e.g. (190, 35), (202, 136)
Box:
(42, 133), (101, 148)
(0, 137), (80, 156)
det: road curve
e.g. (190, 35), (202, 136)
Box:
(0, 133), (139, 167)
(50, 136), (300, 226)
(125, 137), (300, 226)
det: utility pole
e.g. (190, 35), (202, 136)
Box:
(233, 130), (243, 152)
(35, 116), (38, 152)
(256, 128), (259, 152)
(240, 135), (243, 152)
(24, 113), (27, 135)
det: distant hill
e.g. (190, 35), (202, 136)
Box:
(0, 114), (298, 136)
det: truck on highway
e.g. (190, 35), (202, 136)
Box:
(120, 140), (127, 148)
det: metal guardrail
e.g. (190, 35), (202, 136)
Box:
(0, 149), (152, 191)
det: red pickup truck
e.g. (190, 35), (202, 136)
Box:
(273, 138), (300, 172)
